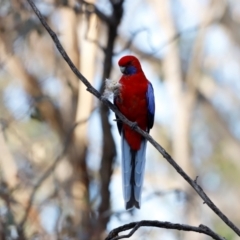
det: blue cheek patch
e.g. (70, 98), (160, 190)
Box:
(126, 66), (137, 75)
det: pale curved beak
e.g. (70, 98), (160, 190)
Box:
(120, 66), (126, 73)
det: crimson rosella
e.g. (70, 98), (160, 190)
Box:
(114, 55), (155, 209)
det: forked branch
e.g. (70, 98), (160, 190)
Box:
(105, 221), (225, 240)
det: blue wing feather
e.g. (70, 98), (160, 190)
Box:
(146, 82), (155, 131)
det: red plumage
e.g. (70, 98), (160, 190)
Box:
(115, 56), (149, 150)
(114, 55), (155, 209)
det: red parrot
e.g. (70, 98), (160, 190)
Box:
(114, 55), (155, 209)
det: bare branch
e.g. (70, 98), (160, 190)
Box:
(26, 0), (240, 236)
(105, 221), (225, 240)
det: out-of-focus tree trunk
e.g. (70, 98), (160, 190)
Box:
(92, 1), (124, 239)
(51, 6), (95, 238)
(71, 4), (98, 238)
(51, 6), (79, 126)
(150, 0), (216, 239)
(0, 128), (18, 188)
(75, 2), (97, 153)
(151, 0), (194, 187)
(0, 36), (62, 235)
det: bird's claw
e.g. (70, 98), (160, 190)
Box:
(130, 122), (138, 130)
(100, 95), (107, 101)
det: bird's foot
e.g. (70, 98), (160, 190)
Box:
(130, 121), (138, 130)
(100, 95), (107, 101)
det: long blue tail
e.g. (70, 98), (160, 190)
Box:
(121, 134), (147, 209)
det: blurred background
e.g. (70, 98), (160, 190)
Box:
(0, 0), (240, 239)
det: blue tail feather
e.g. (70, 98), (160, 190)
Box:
(121, 134), (147, 209)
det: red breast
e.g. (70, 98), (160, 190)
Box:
(116, 73), (148, 150)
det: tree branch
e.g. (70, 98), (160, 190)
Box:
(26, 0), (240, 237)
(105, 220), (225, 240)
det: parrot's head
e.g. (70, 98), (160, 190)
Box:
(118, 55), (142, 75)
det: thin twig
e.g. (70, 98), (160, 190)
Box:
(26, 0), (240, 236)
(105, 220), (225, 240)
